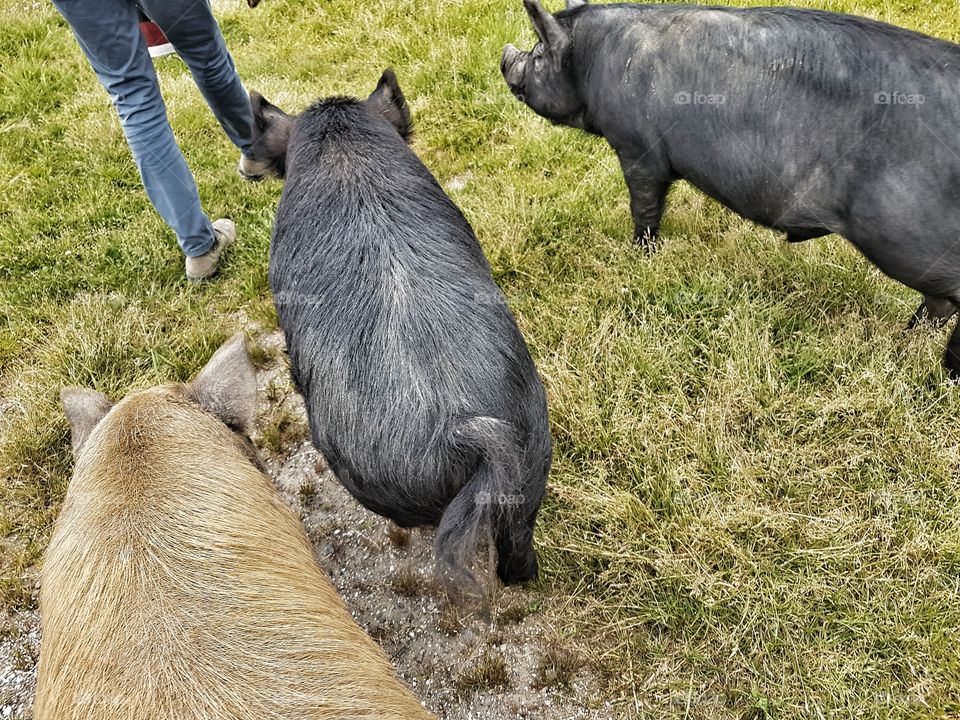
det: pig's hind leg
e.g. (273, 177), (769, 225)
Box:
(904, 295), (960, 379)
(946, 319), (960, 379)
(434, 417), (527, 591)
(494, 504), (539, 585)
(907, 295), (959, 330)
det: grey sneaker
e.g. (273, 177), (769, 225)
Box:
(186, 219), (235, 282)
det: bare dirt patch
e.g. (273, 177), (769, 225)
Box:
(0, 611), (38, 719)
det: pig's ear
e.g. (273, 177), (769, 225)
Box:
(187, 333), (257, 434)
(365, 68), (414, 143)
(61, 388), (113, 456)
(523, 0), (571, 59)
(250, 92), (293, 140)
(566, 0), (587, 7)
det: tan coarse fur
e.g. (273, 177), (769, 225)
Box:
(36, 373), (434, 718)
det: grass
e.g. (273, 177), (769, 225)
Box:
(390, 566), (424, 597)
(456, 650), (511, 693)
(388, 524), (413, 548)
(534, 639), (581, 690)
(257, 406), (308, 455)
(1, 0), (960, 717)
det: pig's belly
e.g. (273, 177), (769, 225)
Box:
(684, 172), (837, 237)
(845, 234), (960, 299)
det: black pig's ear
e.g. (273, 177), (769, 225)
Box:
(566, 0), (587, 7)
(523, 0), (571, 60)
(61, 388), (113, 457)
(250, 91), (292, 137)
(247, 92), (294, 178)
(187, 333), (257, 435)
(365, 68), (414, 143)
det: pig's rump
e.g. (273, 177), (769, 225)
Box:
(36, 390), (432, 719)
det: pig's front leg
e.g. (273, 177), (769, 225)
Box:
(617, 150), (672, 250)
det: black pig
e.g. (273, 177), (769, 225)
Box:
(247, 70), (551, 588)
(502, 0), (960, 376)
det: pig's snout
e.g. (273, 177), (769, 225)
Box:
(501, 44), (517, 70)
(501, 45), (526, 95)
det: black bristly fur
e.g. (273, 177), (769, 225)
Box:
(260, 72), (552, 590)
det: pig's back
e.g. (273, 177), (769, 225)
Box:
(269, 123), (545, 521)
(36, 394), (433, 720)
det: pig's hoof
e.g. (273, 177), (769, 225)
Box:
(633, 231), (660, 253)
(943, 328), (960, 380)
(944, 347), (960, 380)
(945, 360), (960, 381)
(909, 297), (959, 330)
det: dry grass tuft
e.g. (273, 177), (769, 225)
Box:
(456, 650), (510, 693)
(258, 407), (308, 455)
(387, 524), (412, 548)
(247, 342), (278, 370)
(389, 566), (422, 597)
(533, 640), (581, 690)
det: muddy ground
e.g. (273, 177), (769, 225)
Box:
(0, 330), (616, 719)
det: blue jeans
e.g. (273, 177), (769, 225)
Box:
(52, 0), (253, 257)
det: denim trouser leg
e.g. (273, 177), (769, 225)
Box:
(52, 0), (251, 257)
(139, 0), (253, 155)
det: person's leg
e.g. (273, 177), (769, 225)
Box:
(52, 0), (216, 257)
(140, 0), (253, 154)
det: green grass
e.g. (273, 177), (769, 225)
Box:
(2, 0), (960, 717)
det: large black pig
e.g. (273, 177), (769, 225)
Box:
(244, 70), (551, 588)
(502, 0), (960, 376)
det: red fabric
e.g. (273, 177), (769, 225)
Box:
(138, 20), (170, 48)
